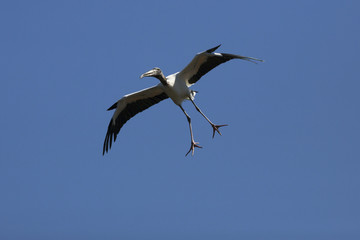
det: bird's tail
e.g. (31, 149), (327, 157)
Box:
(190, 90), (198, 100)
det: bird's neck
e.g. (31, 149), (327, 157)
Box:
(156, 72), (168, 86)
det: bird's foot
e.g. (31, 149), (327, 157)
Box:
(211, 124), (228, 138)
(185, 140), (202, 156)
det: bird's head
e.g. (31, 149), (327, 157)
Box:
(140, 67), (163, 79)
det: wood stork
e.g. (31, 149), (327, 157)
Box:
(103, 45), (263, 156)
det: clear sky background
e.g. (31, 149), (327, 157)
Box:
(1, 0), (359, 239)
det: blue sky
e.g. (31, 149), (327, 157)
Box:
(1, 0), (359, 239)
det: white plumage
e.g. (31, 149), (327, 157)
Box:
(103, 45), (263, 156)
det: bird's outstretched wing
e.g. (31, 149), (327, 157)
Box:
(178, 44), (263, 86)
(103, 85), (169, 155)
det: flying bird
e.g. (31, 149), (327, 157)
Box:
(103, 45), (263, 156)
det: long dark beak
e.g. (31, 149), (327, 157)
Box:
(140, 69), (156, 79)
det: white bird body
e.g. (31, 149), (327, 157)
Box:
(163, 72), (193, 105)
(103, 45), (263, 156)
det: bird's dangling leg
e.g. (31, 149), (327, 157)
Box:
(179, 106), (202, 156)
(190, 99), (228, 138)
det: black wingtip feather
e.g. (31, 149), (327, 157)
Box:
(103, 119), (114, 155)
(206, 44), (221, 53)
(107, 102), (118, 111)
